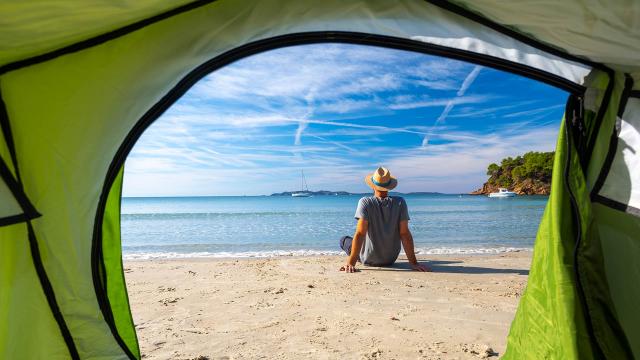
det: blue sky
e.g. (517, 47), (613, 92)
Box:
(123, 44), (567, 196)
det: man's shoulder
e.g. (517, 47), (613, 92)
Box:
(358, 196), (375, 205)
(390, 196), (408, 207)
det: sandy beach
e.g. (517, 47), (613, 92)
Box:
(125, 252), (531, 359)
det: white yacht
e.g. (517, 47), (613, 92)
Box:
(291, 170), (312, 197)
(488, 188), (516, 198)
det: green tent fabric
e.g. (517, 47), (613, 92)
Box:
(0, 1), (638, 358)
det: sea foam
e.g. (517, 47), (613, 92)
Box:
(122, 246), (531, 260)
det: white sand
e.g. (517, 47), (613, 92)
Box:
(125, 252), (530, 359)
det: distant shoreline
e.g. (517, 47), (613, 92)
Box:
(268, 190), (445, 197)
(122, 191), (456, 198)
(121, 193), (552, 198)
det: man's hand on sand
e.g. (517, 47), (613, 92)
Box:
(340, 263), (358, 273)
(410, 262), (432, 272)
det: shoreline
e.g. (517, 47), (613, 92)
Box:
(122, 247), (533, 261)
(125, 252), (531, 359)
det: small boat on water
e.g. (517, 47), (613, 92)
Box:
(292, 170), (312, 197)
(488, 188), (516, 198)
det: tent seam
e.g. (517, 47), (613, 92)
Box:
(25, 221), (80, 359)
(0, 0), (603, 84)
(425, 0), (608, 71)
(591, 74), (633, 196)
(0, 87), (22, 182)
(591, 195), (640, 217)
(0, 86), (77, 358)
(591, 74), (638, 218)
(583, 69), (616, 170)
(0, 0), (217, 75)
(0, 87), (40, 221)
(0, 213), (29, 227)
(0, 158), (40, 226)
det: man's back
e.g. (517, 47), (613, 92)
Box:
(355, 196), (409, 266)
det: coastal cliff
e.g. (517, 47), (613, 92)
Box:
(471, 151), (554, 195)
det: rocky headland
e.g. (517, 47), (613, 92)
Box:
(471, 151), (553, 195)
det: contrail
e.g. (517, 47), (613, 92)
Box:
(293, 88), (317, 146)
(294, 121), (308, 145)
(458, 66), (482, 96)
(309, 134), (357, 152)
(422, 65), (482, 148)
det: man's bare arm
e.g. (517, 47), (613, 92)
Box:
(399, 220), (431, 272)
(340, 218), (368, 273)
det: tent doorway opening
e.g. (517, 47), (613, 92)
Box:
(120, 43), (566, 358)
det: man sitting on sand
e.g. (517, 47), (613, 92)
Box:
(339, 167), (431, 273)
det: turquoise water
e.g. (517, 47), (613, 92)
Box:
(121, 194), (546, 259)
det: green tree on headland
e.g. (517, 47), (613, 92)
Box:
(476, 151), (554, 195)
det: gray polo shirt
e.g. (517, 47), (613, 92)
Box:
(354, 196), (409, 266)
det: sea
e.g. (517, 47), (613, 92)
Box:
(121, 194), (547, 260)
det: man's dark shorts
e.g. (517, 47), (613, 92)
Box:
(339, 235), (354, 256)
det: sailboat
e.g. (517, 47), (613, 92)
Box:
(291, 170), (312, 197)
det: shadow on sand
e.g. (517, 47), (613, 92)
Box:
(359, 260), (529, 275)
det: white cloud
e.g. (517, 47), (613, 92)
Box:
(383, 125), (559, 192)
(447, 101), (537, 119)
(388, 94), (489, 110)
(316, 98), (379, 113)
(308, 135), (357, 153)
(187, 44), (471, 108)
(503, 104), (565, 118)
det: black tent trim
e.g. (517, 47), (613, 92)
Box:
(0, 0), (217, 75)
(0, 90), (22, 182)
(0, 158), (39, 226)
(591, 75), (640, 217)
(425, 0), (608, 72)
(583, 69), (616, 171)
(592, 196), (640, 217)
(591, 74), (633, 196)
(0, 213), (28, 227)
(0, 0), (605, 77)
(0, 90), (76, 357)
(26, 221), (80, 360)
(0, 89), (41, 222)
